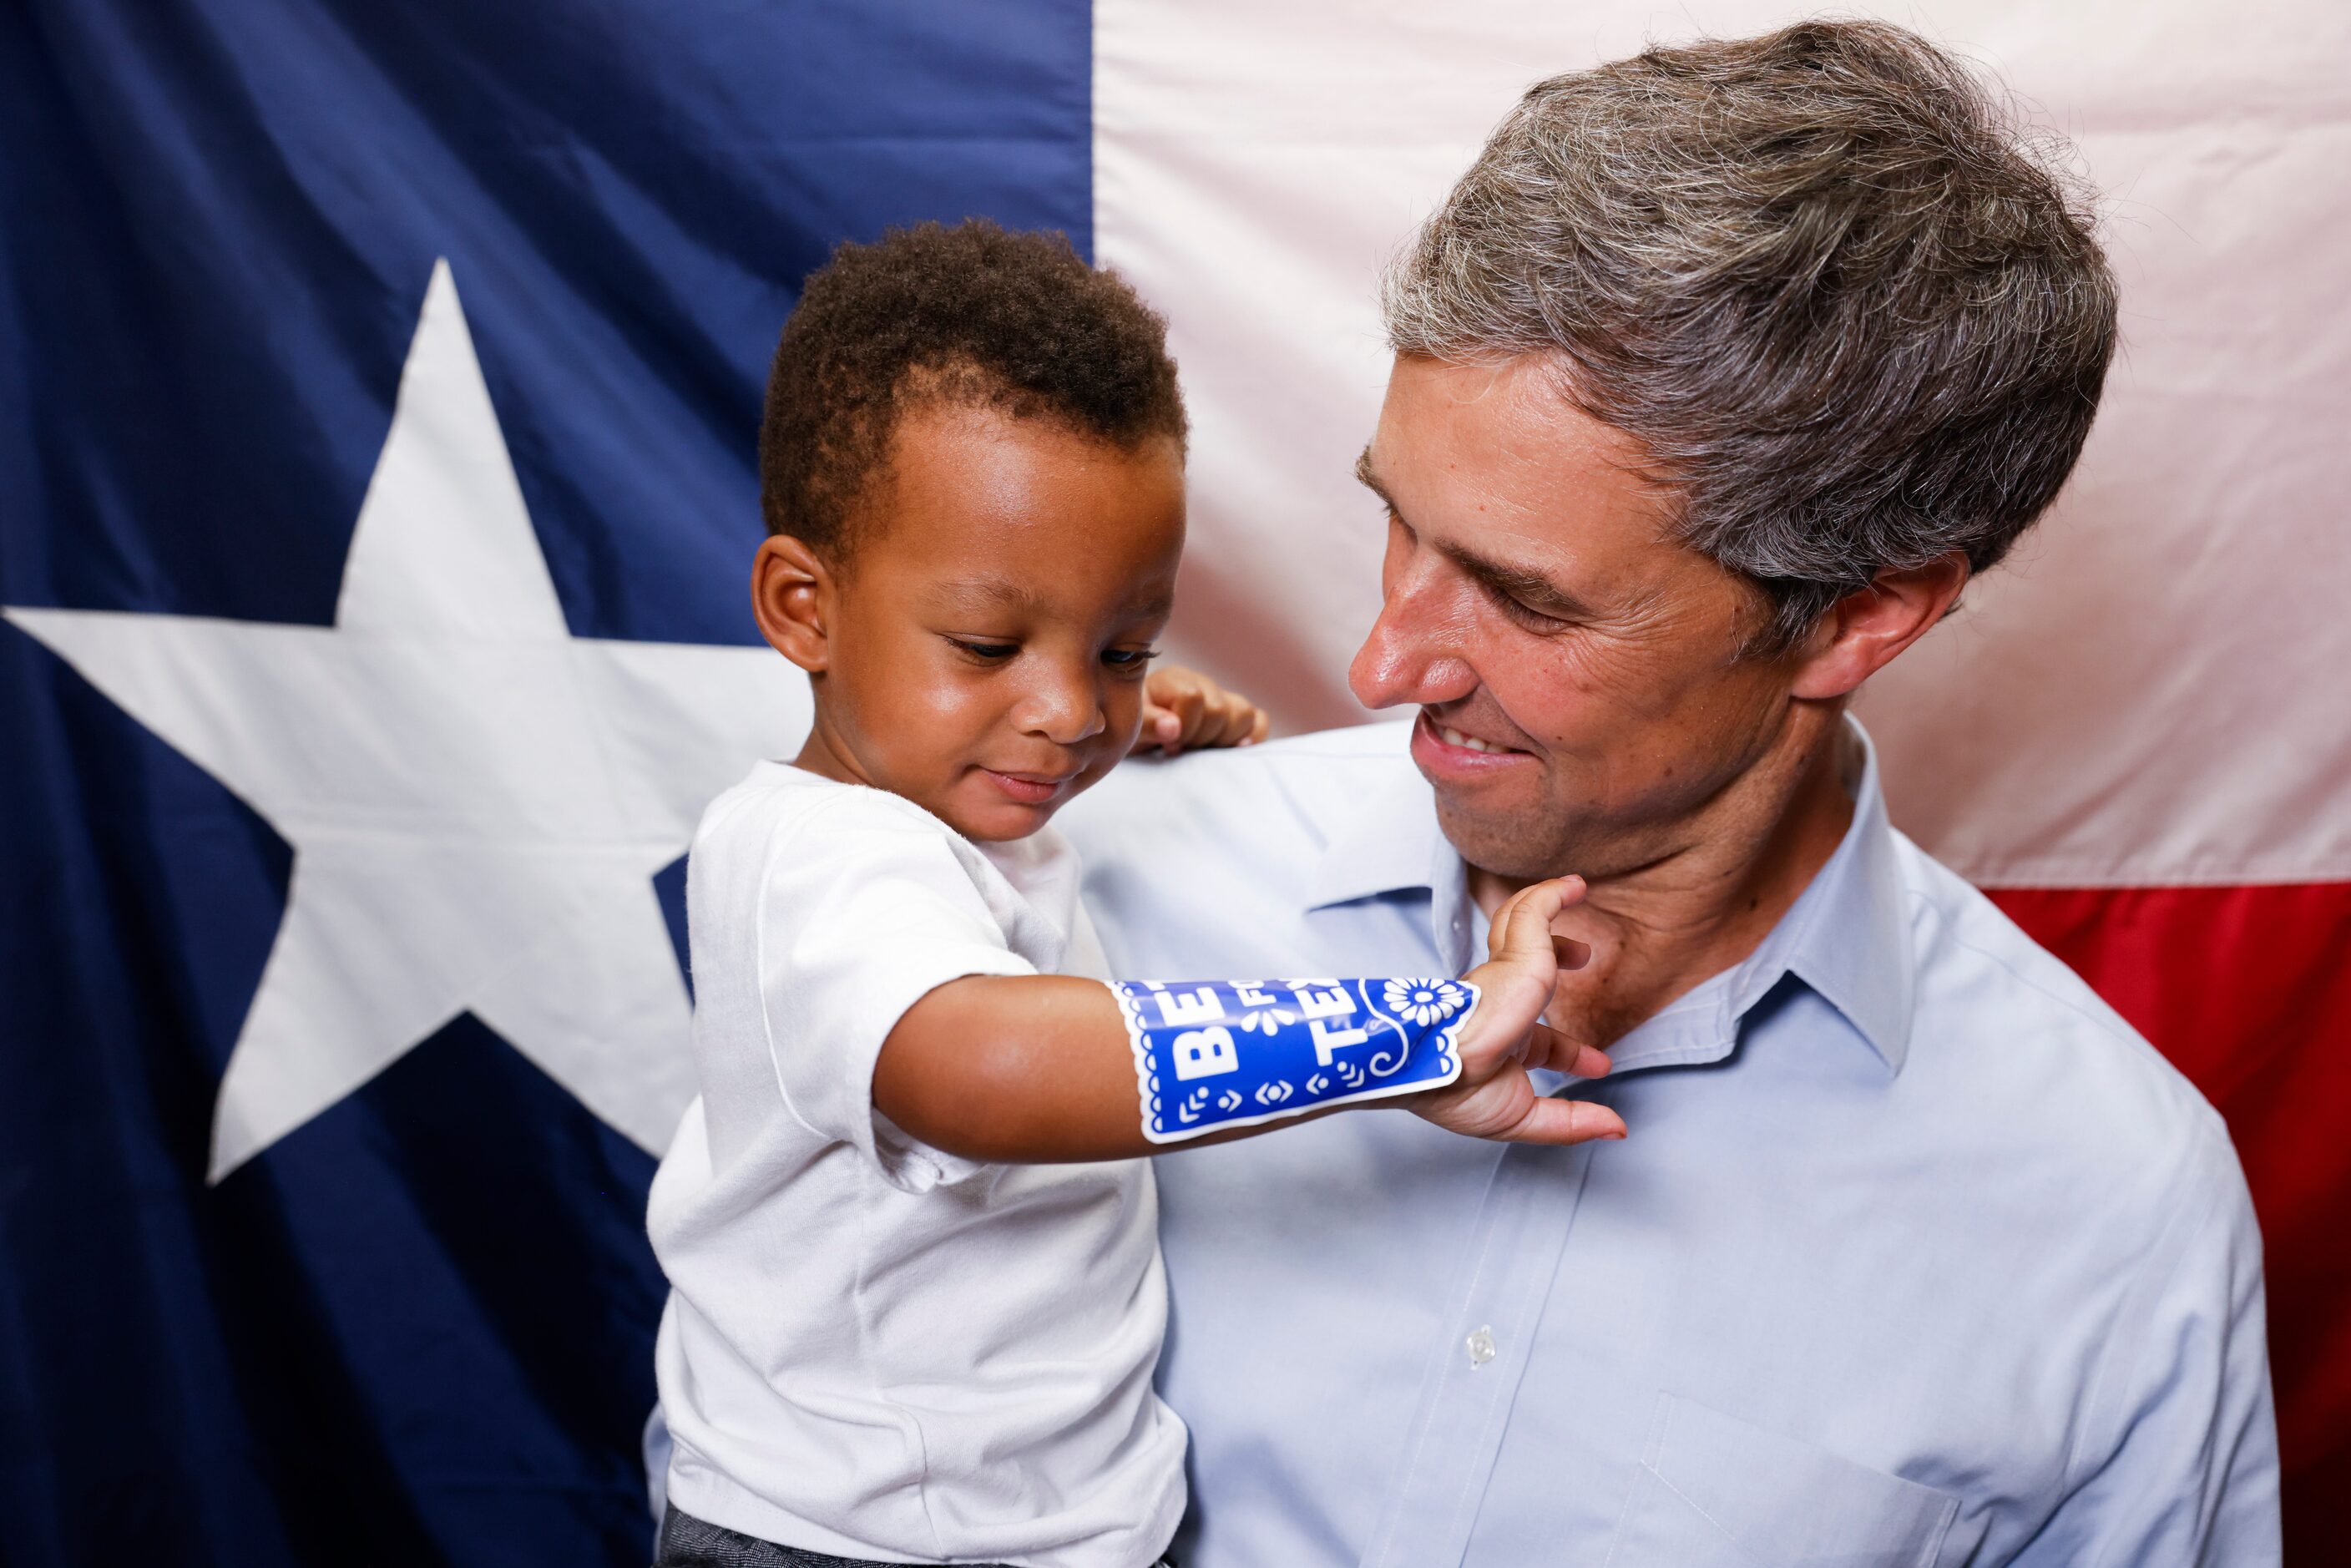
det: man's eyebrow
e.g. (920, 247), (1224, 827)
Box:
(1354, 446), (1595, 620)
(1353, 448), (1395, 511)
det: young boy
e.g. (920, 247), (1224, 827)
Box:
(645, 221), (1623, 1568)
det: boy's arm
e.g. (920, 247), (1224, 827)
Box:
(874, 974), (1176, 1162)
(873, 878), (1623, 1163)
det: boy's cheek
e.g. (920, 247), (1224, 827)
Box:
(1075, 718), (1144, 791)
(1106, 689), (1150, 751)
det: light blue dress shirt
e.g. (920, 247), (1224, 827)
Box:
(1059, 720), (2278, 1568)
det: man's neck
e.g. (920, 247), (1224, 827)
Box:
(1467, 711), (1860, 1050)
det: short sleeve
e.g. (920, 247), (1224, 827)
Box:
(756, 793), (1037, 1191)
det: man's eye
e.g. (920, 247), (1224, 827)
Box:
(1479, 579), (1569, 630)
(1102, 647), (1158, 670)
(948, 638), (1019, 662)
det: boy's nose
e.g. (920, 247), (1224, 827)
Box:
(1012, 673), (1106, 746)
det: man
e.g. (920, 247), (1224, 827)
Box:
(1059, 19), (2278, 1565)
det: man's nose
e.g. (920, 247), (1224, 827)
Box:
(1012, 665), (1107, 746)
(1348, 576), (1479, 711)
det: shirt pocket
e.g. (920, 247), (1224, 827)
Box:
(1602, 1395), (1959, 1568)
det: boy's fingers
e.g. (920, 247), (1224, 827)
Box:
(1140, 679), (1216, 751)
(1527, 1023), (1610, 1078)
(1490, 876), (1585, 960)
(1206, 695), (1250, 746)
(1139, 672), (1270, 752)
(1222, 700), (1261, 747)
(1133, 703), (1177, 751)
(1489, 883), (1539, 957)
(1145, 667), (1200, 701)
(1502, 1097), (1628, 1146)
(1169, 686), (1206, 741)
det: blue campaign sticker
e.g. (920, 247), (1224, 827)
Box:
(1114, 977), (1479, 1143)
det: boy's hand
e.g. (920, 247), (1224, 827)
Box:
(1136, 665), (1272, 754)
(1410, 878), (1628, 1146)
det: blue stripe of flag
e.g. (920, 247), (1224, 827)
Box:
(0, 4), (1093, 1562)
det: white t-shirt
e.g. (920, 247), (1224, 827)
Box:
(647, 762), (1185, 1567)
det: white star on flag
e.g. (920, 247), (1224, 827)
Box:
(5, 260), (809, 1181)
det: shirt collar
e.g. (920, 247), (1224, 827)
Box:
(1303, 747), (1479, 974)
(1300, 716), (1917, 1076)
(1304, 753), (1449, 912)
(1720, 719), (1917, 1074)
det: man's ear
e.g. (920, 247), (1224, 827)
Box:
(751, 533), (836, 675)
(1788, 551), (1971, 701)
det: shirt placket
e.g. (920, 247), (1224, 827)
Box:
(1432, 835), (1477, 978)
(1357, 1136), (1596, 1568)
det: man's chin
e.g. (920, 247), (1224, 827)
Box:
(1429, 791), (1580, 884)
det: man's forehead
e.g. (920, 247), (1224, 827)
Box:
(1373, 364), (1683, 545)
(1368, 357), (1656, 497)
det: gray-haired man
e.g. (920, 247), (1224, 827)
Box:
(1061, 20), (2278, 1565)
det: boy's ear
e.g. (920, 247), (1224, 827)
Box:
(751, 534), (835, 674)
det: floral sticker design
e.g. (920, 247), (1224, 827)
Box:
(1115, 977), (1474, 1143)
(1383, 978), (1469, 1027)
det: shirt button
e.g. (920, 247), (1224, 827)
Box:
(1465, 1325), (1498, 1368)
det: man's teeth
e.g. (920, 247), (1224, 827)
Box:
(1439, 726), (1506, 755)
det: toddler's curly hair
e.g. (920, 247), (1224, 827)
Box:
(760, 219), (1186, 556)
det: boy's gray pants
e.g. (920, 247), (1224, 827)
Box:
(655, 1506), (1176, 1568)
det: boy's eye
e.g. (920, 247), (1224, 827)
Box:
(1101, 647), (1158, 670)
(948, 638), (1019, 663)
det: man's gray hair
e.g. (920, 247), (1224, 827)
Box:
(1383, 19), (2118, 649)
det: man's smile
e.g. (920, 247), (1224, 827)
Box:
(1435, 724), (1511, 755)
(1412, 708), (1533, 778)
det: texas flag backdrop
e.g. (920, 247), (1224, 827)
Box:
(3, 2), (2343, 1564)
